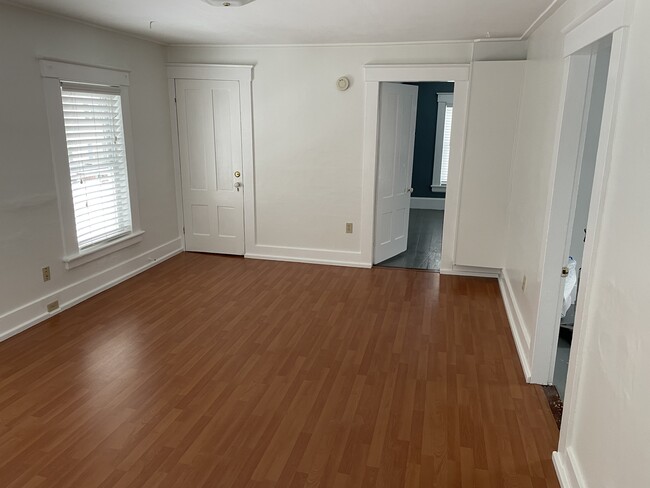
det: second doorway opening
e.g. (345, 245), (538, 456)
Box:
(375, 81), (455, 272)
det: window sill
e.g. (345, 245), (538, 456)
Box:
(63, 230), (145, 270)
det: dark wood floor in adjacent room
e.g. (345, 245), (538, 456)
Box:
(377, 209), (444, 271)
(0, 253), (560, 488)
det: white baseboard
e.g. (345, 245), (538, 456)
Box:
(245, 244), (371, 269)
(497, 269), (533, 381)
(440, 265), (500, 278)
(553, 450), (584, 488)
(0, 237), (183, 342)
(410, 197), (445, 210)
(245, 253), (371, 268)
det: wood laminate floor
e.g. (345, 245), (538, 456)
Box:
(378, 209), (444, 271)
(0, 253), (560, 488)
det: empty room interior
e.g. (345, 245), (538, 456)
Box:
(0, 0), (648, 487)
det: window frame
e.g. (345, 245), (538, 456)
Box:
(41, 60), (142, 269)
(431, 92), (454, 192)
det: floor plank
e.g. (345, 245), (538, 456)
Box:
(378, 209), (444, 271)
(0, 252), (560, 487)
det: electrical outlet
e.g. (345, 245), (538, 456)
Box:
(346, 223), (353, 234)
(521, 275), (527, 292)
(42, 266), (51, 282)
(46, 300), (59, 313)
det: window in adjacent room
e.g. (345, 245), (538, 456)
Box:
(41, 60), (142, 269)
(431, 92), (454, 191)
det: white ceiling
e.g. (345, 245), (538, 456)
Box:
(10, 0), (556, 45)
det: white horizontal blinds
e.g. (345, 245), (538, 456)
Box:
(61, 82), (132, 249)
(440, 105), (454, 185)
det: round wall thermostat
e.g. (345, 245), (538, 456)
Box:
(336, 77), (350, 91)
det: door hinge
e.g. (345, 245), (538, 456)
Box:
(182, 226), (185, 234)
(174, 97), (177, 104)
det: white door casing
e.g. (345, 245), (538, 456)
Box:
(176, 79), (245, 254)
(373, 83), (418, 264)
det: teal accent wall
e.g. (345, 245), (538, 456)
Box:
(407, 82), (454, 199)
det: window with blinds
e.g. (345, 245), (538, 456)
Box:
(61, 83), (133, 250)
(440, 105), (453, 186)
(432, 92), (454, 190)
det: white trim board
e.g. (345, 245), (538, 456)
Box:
(40, 59), (130, 85)
(498, 270), (533, 381)
(410, 197), (445, 210)
(41, 59), (144, 267)
(440, 265), (500, 279)
(563, 0), (633, 57)
(166, 63), (254, 82)
(0, 238), (183, 343)
(553, 449), (585, 488)
(245, 253), (371, 269)
(245, 244), (370, 268)
(64, 230), (144, 269)
(530, 51), (593, 386)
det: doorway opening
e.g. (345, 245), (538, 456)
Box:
(550, 36), (612, 404)
(167, 64), (255, 259)
(373, 81), (456, 272)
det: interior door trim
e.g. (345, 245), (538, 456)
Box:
(361, 64), (471, 271)
(167, 63), (255, 254)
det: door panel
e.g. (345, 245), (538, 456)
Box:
(176, 79), (245, 255)
(374, 83), (418, 264)
(191, 205), (210, 235)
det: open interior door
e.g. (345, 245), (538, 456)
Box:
(373, 82), (418, 264)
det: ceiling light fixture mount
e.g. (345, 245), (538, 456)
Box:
(202, 0), (256, 6)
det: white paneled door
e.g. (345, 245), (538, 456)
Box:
(176, 79), (245, 254)
(373, 83), (418, 264)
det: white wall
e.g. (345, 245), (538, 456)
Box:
(0, 4), (181, 339)
(500, 0), (611, 370)
(501, 5), (570, 361)
(168, 43), (474, 265)
(504, 0), (650, 486)
(167, 41), (525, 266)
(566, 1), (650, 485)
(501, 0), (633, 372)
(455, 60), (524, 269)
